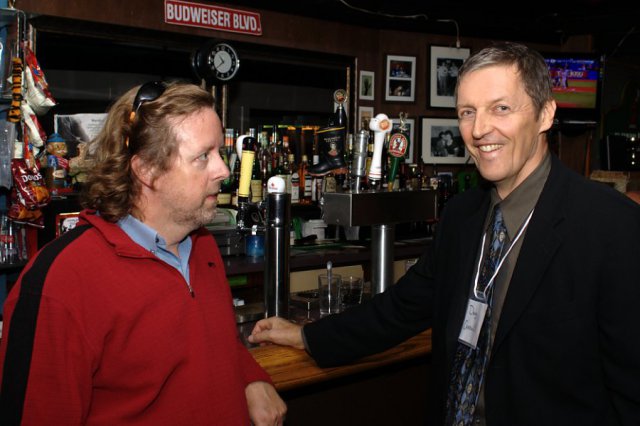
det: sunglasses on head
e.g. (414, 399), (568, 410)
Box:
(125, 81), (167, 149)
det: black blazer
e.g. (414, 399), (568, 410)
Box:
(305, 155), (640, 425)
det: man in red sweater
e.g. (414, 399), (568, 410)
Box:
(0, 81), (286, 425)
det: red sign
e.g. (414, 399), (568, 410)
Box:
(164, 0), (262, 36)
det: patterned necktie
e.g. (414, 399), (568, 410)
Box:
(445, 204), (507, 426)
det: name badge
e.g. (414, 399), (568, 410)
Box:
(458, 298), (488, 349)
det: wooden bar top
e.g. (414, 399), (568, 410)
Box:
(250, 329), (432, 391)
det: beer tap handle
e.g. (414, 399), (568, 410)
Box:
(236, 134), (256, 202)
(368, 113), (392, 187)
(236, 134), (257, 232)
(387, 112), (410, 191)
(267, 176), (286, 194)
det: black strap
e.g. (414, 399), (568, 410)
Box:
(0, 225), (91, 425)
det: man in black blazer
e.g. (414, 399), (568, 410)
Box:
(250, 42), (640, 425)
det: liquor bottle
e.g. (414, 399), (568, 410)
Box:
(218, 146), (232, 207)
(300, 154), (312, 205)
(224, 128), (235, 151)
(311, 138), (320, 202)
(231, 155), (240, 207)
(289, 153), (300, 204)
(270, 125), (282, 174)
(250, 145), (263, 204)
(273, 151), (287, 193)
(258, 130), (272, 200)
(330, 89), (348, 146)
(280, 124), (291, 155)
(282, 153), (292, 194)
(282, 132), (292, 161)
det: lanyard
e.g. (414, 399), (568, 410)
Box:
(473, 208), (534, 302)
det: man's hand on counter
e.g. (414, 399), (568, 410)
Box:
(249, 317), (306, 350)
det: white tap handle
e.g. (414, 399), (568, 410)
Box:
(236, 134), (250, 161)
(368, 113), (392, 181)
(267, 176), (286, 193)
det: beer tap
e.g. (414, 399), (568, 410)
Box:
(264, 175), (290, 318)
(368, 113), (392, 189)
(351, 128), (369, 192)
(387, 112), (410, 191)
(235, 129), (263, 233)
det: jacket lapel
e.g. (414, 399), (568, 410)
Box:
(493, 156), (570, 351)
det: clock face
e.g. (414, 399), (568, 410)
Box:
(208, 43), (239, 81)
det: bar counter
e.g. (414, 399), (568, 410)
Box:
(230, 236), (434, 422)
(250, 329), (432, 391)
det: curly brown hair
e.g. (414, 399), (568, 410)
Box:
(80, 81), (215, 222)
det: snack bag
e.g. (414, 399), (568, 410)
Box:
(21, 102), (46, 147)
(24, 47), (56, 115)
(7, 188), (44, 228)
(11, 157), (50, 209)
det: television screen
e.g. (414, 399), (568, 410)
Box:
(544, 55), (601, 111)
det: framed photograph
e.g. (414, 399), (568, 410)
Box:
(421, 117), (469, 164)
(391, 117), (415, 163)
(357, 106), (374, 131)
(359, 70), (375, 101)
(385, 55), (416, 102)
(429, 45), (470, 108)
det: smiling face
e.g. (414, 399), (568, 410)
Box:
(456, 64), (556, 198)
(148, 107), (229, 233)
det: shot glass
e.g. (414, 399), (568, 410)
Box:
(340, 276), (363, 310)
(318, 273), (342, 316)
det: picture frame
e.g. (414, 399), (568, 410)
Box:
(359, 70), (375, 101)
(421, 117), (469, 164)
(55, 212), (81, 237)
(391, 117), (415, 163)
(357, 106), (374, 131)
(385, 55), (416, 102)
(429, 45), (470, 108)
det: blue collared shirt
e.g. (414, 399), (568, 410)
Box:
(117, 215), (192, 284)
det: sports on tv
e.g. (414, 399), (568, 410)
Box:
(544, 55), (601, 110)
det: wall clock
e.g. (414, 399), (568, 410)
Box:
(208, 42), (240, 82)
(191, 41), (240, 83)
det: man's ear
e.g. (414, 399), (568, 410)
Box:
(131, 155), (154, 188)
(539, 99), (557, 133)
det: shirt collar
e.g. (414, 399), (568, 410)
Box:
(117, 215), (161, 253)
(490, 151), (551, 238)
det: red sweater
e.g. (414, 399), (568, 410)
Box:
(0, 210), (270, 425)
